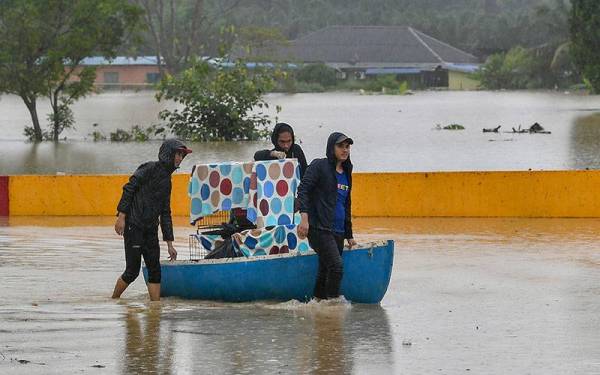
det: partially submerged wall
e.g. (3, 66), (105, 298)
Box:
(4, 170), (600, 217)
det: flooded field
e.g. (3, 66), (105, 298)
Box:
(1, 217), (600, 374)
(1, 91), (600, 174)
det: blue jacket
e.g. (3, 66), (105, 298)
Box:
(297, 132), (353, 239)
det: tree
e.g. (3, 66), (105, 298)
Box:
(157, 59), (277, 141)
(570, 0), (600, 93)
(133, 0), (243, 75)
(296, 64), (337, 87)
(478, 47), (544, 90)
(0, 0), (142, 141)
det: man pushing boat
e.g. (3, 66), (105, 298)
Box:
(112, 139), (192, 301)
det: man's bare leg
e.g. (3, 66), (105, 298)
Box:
(112, 277), (129, 299)
(147, 283), (161, 301)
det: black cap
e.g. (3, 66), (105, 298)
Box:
(335, 134), (354, 145)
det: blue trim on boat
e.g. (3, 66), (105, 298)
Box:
(143, 240), (394, 304)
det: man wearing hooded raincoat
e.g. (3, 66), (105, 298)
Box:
(253, 122), (308, 177)
(297, 132), (357, 300)
(112, 139), (192, 301)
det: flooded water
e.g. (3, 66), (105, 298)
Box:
(1, 217), (600, 374)
(1, 91), (600, 174)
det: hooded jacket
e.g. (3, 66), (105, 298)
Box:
(253, 122), (308, 177)
(117, 139), (188, 241)
(297, 132), (353, 239)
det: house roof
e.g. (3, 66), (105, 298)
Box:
(245, 26), (478, 66)
(81, 56), (159, 66)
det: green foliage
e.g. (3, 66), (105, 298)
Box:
(23, 127), (50, 142)
(478, 46), (552, 89)
(365, 75), (400, 91)
(157, 59), (277, 142)
(444, 124), (465, 130)
(362, 75), (409, 94)
(237, 26), (289, 62)
(47, 103), (75, 140)
(294, 81), (326, 93)
(296, 64), (337, 87)
(0, 0), (142, 141)
(570, 0), (600, 93)
(109, 125), (165, 142)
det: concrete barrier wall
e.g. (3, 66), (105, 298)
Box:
(0, 176), (8, 216)
(352, 171), (600, 217)
(5, 170), (600, 217)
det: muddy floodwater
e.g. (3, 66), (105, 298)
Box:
(2, 91), (600, 174)
(1, 217), (600, 374)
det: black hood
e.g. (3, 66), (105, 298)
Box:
(158, 138), (188, 173)
(271, 122), (295, 151)
(326, 132), (353, 170)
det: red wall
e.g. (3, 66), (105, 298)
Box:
(0, 176), (8, 216)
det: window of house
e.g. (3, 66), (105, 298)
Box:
(103, 72), (119, 84)
(146, 72), (161, 84)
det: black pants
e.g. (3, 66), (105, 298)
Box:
(308, 228), (344, 299)
(121, 224), (161, 284)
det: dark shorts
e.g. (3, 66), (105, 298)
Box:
(121, 224), (161, 284)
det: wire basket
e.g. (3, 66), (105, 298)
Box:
(188, 210), (231, 261)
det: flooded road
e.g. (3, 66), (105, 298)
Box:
(1, 217), (600, 374)
(1, 91), (600, 174)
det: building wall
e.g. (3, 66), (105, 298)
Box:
(94, 66), (160, 86)
(448, 70), (480, 90)
(5, 171), (600, 218)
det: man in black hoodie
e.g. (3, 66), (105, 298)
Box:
(253, 122), (308, 177)
(297, 132), (357, 300)
(112, 139), (192, 301)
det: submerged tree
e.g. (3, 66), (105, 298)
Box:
(0, 0), (142, 141)
(570, 0), (600, 93)
(157, 59), (277, 141)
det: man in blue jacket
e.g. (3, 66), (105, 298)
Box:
(297, 132), (357, 300)
(112, 139), (192, 301)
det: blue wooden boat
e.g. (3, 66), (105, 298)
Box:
(143, 240), (394, 304)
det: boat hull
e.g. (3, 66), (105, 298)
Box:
(143, 240), (394, 304)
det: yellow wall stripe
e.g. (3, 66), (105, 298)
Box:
(8, 171), (600, 217)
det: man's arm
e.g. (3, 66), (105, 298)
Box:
(293, 145), (308, 178)
(115, 165), (148, 236)
(297, 160), (319, 238)
(254, 149), (276, 161)
(160, 186), (177, 260)
(116, 164), (148, 214)
(344, 188), (355, 248)
(297, 160), (319, 214)
(160, 187), (174, 242)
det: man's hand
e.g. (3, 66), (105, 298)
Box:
(115, 212), (126, 236)
(167, 242), (177, 261)
(270, 150), (287, 160)
(298, 213), (309, 239)
(347, 238), (357, 249)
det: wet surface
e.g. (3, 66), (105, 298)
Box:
(1, 217), (600, 374)
(2, 91), (600, 174)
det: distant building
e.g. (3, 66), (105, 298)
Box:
(240, 25), (480, 90)
(79, 56), (161, 89)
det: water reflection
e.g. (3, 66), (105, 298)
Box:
(129, 302), (395, 374)
(122, 303), (173, 375)
(569, 113), (600, 170)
